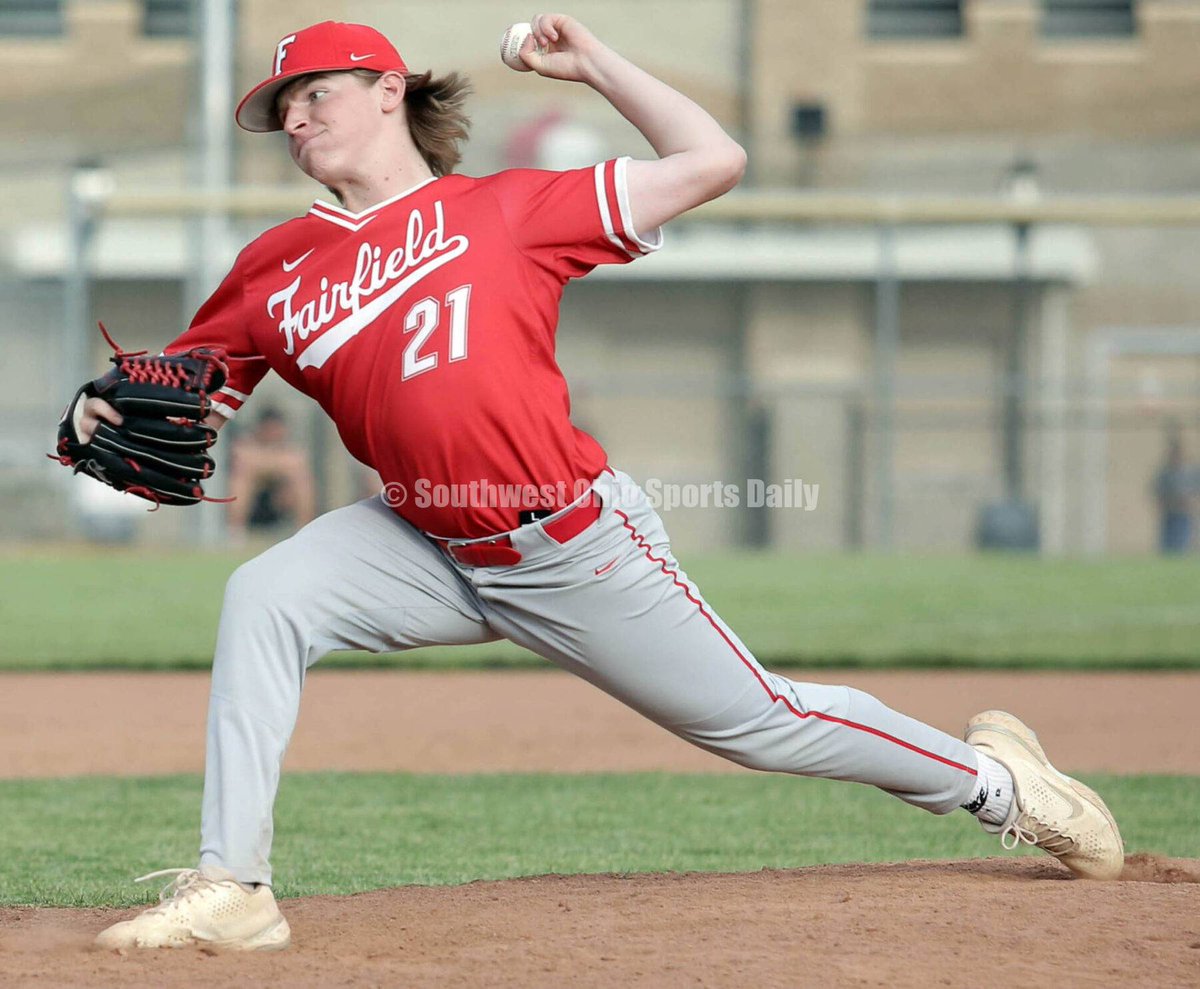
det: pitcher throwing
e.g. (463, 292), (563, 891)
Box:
(58, 15), (1122, 952)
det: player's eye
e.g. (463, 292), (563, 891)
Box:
(308, 89), (328, 102)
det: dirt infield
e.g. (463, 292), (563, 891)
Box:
(2, 669), (1199, 986)
(3, 668), (1199, 777)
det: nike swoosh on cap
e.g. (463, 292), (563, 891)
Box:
(282, 249), (315, 272)
(349, 53), (375, 61)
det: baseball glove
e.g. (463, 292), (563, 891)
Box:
(51, 324), (230, 508)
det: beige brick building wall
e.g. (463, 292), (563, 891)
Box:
(2, 0), (1198, 552)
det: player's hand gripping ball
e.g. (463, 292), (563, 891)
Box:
(499, 15), (605, 84)
(500, 22), (536, 71)
(51, 325), (229, 508)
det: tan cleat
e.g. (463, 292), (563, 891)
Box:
(965, 710), (1124, 880)
(94, 866), (291, 951)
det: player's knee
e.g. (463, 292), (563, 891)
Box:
(221, 549), (311, 626)
(223, 556), (274, 612)
(215, 556), (316, 682)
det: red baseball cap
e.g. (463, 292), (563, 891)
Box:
(236, 21), (409, 133)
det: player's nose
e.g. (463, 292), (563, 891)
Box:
(280, 101), (308, 135)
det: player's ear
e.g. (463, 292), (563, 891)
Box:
(377, 70), (407, 115)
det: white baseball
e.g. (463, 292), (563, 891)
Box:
(500, 22), (535, 71)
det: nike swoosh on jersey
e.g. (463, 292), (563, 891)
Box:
(282, 249), (315, 272)
(594, 557), (619, 576)
(349, 53), (375, 61)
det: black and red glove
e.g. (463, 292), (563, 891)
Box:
(51, 326), (229, 508)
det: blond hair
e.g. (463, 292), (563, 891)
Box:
(351, 68), (472, 177)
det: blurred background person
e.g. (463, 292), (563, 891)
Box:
(227, 406), (315, 542)
(1153, 423), (1196, 555)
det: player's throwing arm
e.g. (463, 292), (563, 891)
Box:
(505, 13), (747, 232)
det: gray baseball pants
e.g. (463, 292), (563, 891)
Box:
(200, 468), (981, 885)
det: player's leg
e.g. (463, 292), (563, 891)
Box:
(467, 469), (1121, 878)
(97, 496), (500, 950)
(202, 495), (499, 886)
(469, 470), (976, 813)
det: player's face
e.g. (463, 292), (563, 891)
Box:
(276, 73), (381, 187)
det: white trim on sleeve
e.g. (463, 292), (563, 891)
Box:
(613, 156), (664, 255)
(593, 161), (636, 260)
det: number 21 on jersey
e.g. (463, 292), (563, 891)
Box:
(402, 284), (471, 380)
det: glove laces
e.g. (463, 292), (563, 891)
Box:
(98, 321), (207, 389)
(97, 320), (148, 360)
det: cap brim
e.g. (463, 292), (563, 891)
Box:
(234, 65), (362, 132)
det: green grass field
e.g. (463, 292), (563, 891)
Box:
(3, 548), (1199, 670)
(1, 771), (1195, 907)
(3, 548), (1196, 910)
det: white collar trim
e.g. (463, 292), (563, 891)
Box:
(311, 176), (439, 220)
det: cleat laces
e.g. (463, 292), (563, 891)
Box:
(133, 868), (223, 912)
(1000, 816), (1076, 857)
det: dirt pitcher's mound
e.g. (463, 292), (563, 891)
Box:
(2, 857), (1198, 988)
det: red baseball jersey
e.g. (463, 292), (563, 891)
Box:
(166, 157), (661, 537)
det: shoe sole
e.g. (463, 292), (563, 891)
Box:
(210, 915), (292, 952)
(967, 709), (1123, 879)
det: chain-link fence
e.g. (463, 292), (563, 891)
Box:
(6, 256), (1198, 556)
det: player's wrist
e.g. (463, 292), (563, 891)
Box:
(577, 44), (625, 92)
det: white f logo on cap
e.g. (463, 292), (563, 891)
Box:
(274, 34), (298, 76)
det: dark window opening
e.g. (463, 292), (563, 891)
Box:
(868, 0), (964, 40)
(1042, 0), (1137, 38)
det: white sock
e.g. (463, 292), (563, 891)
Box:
(962, 751), (1015, 826)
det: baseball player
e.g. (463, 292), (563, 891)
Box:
(68, 16), (1121, 951)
